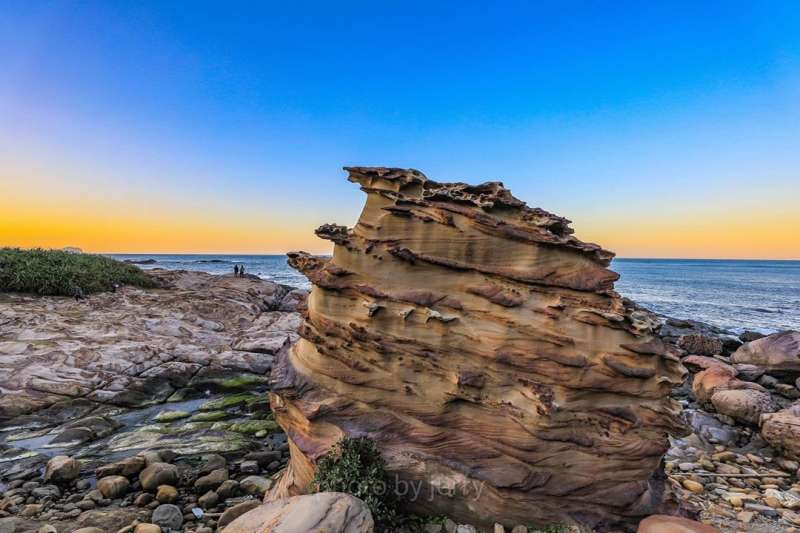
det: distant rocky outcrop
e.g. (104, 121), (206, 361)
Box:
(269, 167), (688, 529)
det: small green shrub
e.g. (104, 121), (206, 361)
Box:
(540, 524), (570, 533)
(313, 436), (399, 528)
(0, 248), (156, 296)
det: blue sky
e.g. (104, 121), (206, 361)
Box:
(1, 1), (799, 257)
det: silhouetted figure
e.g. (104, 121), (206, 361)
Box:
(72, 284), (85, 302)
(234, 264), (240, 276)
(240, 265), (246, 277)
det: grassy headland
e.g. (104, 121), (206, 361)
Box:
(0, 248), (157, 296)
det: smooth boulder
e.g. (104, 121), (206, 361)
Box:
(731, 331), (800, 374)
(217, 500), (262, 529)
(692, 366), (765, 404)
(151, 504), (183, 530)
(194, 468), (228, 493)
(761, 404), (800, 459)
(637, 515), (719, 532)
(222, 492), (373, 533)
(140, 462), (179, 491)
(710, 389), (778, 425)
(239, 475), (272, 497)
(44, 455), (80, 483)
(134, 525), (162, 533)
(97, 475), (130, 499)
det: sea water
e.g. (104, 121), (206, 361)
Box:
(111, 255), (800, 334)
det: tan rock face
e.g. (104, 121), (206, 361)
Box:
(269, 167), (687, 529)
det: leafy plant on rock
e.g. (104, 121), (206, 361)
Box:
(313, 436), (399, 528)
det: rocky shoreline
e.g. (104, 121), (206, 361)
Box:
(660, 319), (800, 532)
(1, 266), (799, 532)
(0, 270), (302, 532)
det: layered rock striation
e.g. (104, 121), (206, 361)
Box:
(269, 167), (688, 529)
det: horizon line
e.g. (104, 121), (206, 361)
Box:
(98, 252), (800, 262)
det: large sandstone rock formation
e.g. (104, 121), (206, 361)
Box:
(269, 167), (687, 529)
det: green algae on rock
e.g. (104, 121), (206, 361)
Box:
(198, 393), (262, 412)
(226, 419), (280, 435)
(154, 410), (190, 422)
(190, 410), (230, 422)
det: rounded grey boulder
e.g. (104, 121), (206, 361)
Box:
(151, 503), (183, 530)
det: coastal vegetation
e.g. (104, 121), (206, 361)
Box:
(0, 247), (156, 296)
(314, 437), (400, 528)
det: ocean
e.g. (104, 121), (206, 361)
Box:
(111, 255), (799, 335)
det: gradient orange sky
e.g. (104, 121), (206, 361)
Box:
(1, 3), (798, 259)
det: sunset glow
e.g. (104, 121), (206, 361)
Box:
(2, 2), (798, 259)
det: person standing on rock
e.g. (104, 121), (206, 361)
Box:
(240, 264), (246, 277)
(233, 264), (240, 277)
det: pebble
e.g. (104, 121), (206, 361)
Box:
(216, 479), (239, 499)
(97, 475), (130, 499)
(135, 493), (155, 507)
(240, 460), (260, 474)
(198, 490), (219, 509)
(712, 451), (736, 462)
(682, 479), (705, 494)
(139, 462), (179, 491)
(744, 503), (780, 517)
(20, 504), (43, 517)
(194, 468), (228, 493)
(715, 463), (740, 475)
(76, 500), (95, 510)
(133, 524), (162, 533)
(198, 454), (227, 475)
(156, 484), (178, 504)
(239, 475), (272, 497)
